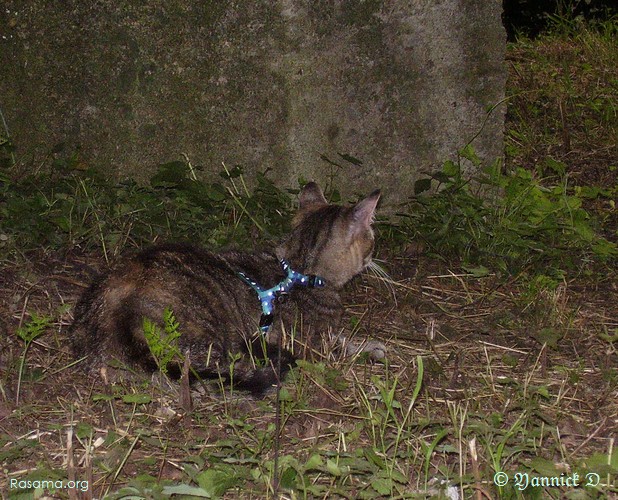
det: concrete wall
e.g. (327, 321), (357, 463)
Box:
(0, 1), (506, 202)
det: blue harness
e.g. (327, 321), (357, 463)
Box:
(237, 259), (325, 334)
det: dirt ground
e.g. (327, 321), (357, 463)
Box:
(0, 245), (616, 498)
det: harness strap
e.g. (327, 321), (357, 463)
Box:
(237, 259), (325, 334)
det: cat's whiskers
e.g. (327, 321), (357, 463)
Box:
(365, 260), (397, 305)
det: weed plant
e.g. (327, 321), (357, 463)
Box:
(0, 152), (296, 261)
(398, 145), (616, 276)
(14, 313), (51, 405)
(506, 14), (618, 239)
(142, 308), (183, 377)
(1, 145), (615, 280)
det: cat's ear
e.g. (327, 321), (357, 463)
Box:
(299, 182), (328, 210)
(350, 189), (380, 232)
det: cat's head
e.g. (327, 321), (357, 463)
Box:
(276, 182), (381, 289)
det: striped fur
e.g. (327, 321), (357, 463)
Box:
(69, 183), (380, 394)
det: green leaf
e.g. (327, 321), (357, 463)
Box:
(532, 385), (550, 399)
(204, 183), (227, 201)
(462, 265), (490, 277)
(442, 160), (460, 177)
(92, 393), (114, 402)
(304, 453), (324, 470)
(122, 393), (152, 404)
(197, 467), (242, 497)
(414, 177), (432, 194)
(389, 468), (409, 484)
(574, 185), (611, 199)
(459, 144), (481, 166)
(219, 165), (243, 179)
(572, 220), (595, 242)
(52, 216), (72, 232)
(337, 153), (363, 166)
(325, 459), (342, 477)
(75, 422), (94, 439)
(162, 484), (212, 497)
(502, 354), (519, 367)
(581, 449), (618, 473)
(592, 238), (618, 257)
(527, 457), (556, 477)
(0, 438), (38, 462)
(363, 447), (385, 469)
(532, 327), (563, 349)
(544, 157), (566, 176)
(279, 466), (297, 489)
(560, 195), (582, 211)
(599, 328), (618, 343)
(150, 161), (190, 187)
(16, 313), (51, 343)
(277, 387), (293, 402)
(319, 154), (343, 169)
(431, 171), (453, 184)
(372, 477), (393, 495)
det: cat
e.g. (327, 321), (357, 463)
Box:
(69, 182), (382, 394)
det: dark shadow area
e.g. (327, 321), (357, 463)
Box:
(503, 0), (618, 40)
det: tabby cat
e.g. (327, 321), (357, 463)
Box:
(69, 182), (381, 394)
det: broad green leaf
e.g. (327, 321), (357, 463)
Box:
(197, 467), (242, 497)
(372, 477), (393, 495)
(304, 453), (324, 470)
(204, 183), (227, 201)
(442, 160), (460, 177)
(544, 157), (566, 176)
(414, 177), (432, 194)
(459, 144), (481, 166)
(162, 484), (212, 497)
(431, 171), (453, 184)
(121, 393), (152, 404)
(581, 449), (618, 472)
(389, 469), (409, 484)
(75, 422), (94, 439)
(150, 161), (190, 187)
(462, 265), (490, 277)
(325, 459), (342, 477)
(279, 466), (297, 489)
(90, 391), (112, 401)
(532, 327), (563, 349)
(363, 447), (385, 469)
(592, 238), (617, 257)
(219, 165), (243, 179)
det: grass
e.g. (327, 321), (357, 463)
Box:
(1, 17), (617, 500)
(0, 157), (296, 262)
(505, 16), (618, 232)
(4, 272), (615, 498)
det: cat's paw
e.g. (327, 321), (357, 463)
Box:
(338, 336), (387, 361)
(355, 340), (387, 361)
